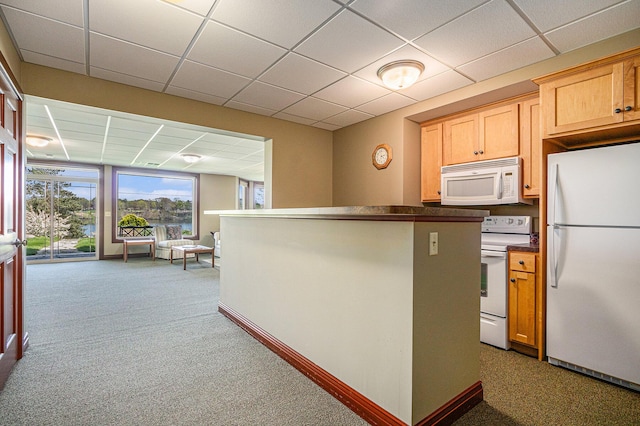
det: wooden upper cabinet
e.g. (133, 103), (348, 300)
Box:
(443, 114), (477, 165)
(535, 47), (640, 145)
(520, 99), (541, 197)
(443, 103), (519, 165)
(420, 123), (443, 202)
(479, 103), (520, 160)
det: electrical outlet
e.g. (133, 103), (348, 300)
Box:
(429, 232), (438, 256)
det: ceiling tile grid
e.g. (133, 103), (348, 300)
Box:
(2, 0), (638, 179)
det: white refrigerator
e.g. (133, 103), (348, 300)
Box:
(547, 142), (640, 391)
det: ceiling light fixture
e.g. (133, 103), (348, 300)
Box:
(181, 153), (201, 163)
(377, 60), (425, 90)
(26, 135), (52, 147)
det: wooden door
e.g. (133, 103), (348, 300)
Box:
(0, 60), (25, 389)
(508, 270), (536, 347)
(478, 103), (519, 160)
(420, 123), (442, 202)
(443, 114), (478, 165)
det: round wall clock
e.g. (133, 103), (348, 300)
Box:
(372, 143), (392, 169)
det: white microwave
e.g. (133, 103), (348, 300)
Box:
(440, 157), (531, 206)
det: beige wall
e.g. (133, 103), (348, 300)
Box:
(0, 19), (20, 86)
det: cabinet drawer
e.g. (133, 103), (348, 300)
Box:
(509, 252), (536, 272)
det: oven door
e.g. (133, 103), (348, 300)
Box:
(480, 249), (507, 317)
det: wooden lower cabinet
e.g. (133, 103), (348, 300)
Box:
(508, 251), (542, 358)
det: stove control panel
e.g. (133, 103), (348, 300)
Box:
(482, 215), (531, 234)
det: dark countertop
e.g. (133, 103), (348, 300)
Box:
(206, 205), (489, 222)
(507, 243), (539, 253)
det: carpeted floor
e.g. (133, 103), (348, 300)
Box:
(0, 259), (638, 425)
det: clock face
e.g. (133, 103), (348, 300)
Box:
(375, 148), (388, 164)
(372, 144), (392, 169)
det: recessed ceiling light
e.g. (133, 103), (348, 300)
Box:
(26, 135), (52, 148)
(377, 60), (425, 90)
(181, 153), (201, 163)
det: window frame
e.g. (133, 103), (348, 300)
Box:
(111, 167), (199, 243)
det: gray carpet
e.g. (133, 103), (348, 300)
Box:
(0, 259), (638, 425)
(0, 259), (366, 426)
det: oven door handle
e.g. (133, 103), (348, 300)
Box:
(481, 250), (507, 259)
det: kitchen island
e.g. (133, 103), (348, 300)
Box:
(205, 206), (488, 425)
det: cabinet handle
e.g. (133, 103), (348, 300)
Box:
(479, 150), (484, 154)
(519, 260), (525, 265)
(614, 108), (622, 113)
(473, 151), (478, 155)
(510, 278), (516, 283)
(524, 184), (530, 189)
(437, 190), (441, 195)
(625, 106), (633, 111)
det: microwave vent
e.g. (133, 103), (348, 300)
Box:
(441, 156), (520, 174)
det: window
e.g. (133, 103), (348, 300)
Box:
(238, 179), (264, 210)
(113, 169), (198, 240)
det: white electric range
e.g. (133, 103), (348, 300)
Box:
(480, 215), (532, 349)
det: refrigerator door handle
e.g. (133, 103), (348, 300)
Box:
(548, 163), (559, 225)
(549, 225), (559, 288)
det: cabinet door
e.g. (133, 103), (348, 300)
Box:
(540, 62), (625, 137)
(508, 270), (536, 346)
(443, 114), (478, 165)
(420, 123), (442, 202)
(623, 56), (640, 122)
(520, 99), (540, 197)
(478, 103), (519, 160)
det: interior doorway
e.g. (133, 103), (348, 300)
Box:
(26, 163), (100, 262)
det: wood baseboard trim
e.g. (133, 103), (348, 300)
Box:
(415, 381), (483, 426)
(219, 302), (483, 426)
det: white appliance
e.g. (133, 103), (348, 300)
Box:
(441, 156), (532, 206)
(547, 142), (640, 392)
(480, 215), (531, 349)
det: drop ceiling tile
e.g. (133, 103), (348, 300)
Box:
(294, 9), (404, 73)
(171, 60), (251, 99)
(188, 21), (286, 78)
(90, 0), (204, 56)
(162, 0), (216, 16)
(513, 0), (622, 32)
(259, 53), (347, 95)
(356, 93), (416, 116)
(350, 0), (486, 40)
(272, 112), (317, 126)
(165, 86), (228, 106)
(414, 0), (536, 67)
(90, 67), (167, 92)
(324, 109), (374, 127)
(401, 70), (473, 101)
(281, 97), (348, 121)
(0, 1), (83, 26)
(313, 122), (341, 131)
(22, 51), (86, 75)
(90, 33), (180, 83)
(225, 100), (278, 117)
(353, 45), (451, 87)
(314, 76), (390, 108)
(544, 1), (640, 53)
(211, 0), (341, 48)
(231, 82), (305, 112)
(457, 36), (555, 82)
(1, 7), (84, 63)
